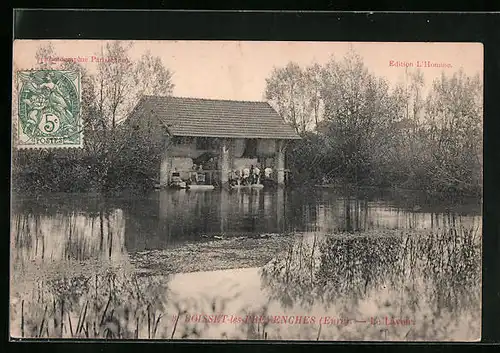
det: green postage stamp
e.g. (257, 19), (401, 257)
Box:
(15, 70), (82, 148)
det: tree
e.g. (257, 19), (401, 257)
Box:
(94, 41), (135, 130)
(319, 50), (387, 184)
(12, 43), (98, 191)
(304, 63), (323, 129)
(265, 62), (315, 135)
(12, 41), (176, 193)
(423, 70), (483, 194)
(263, 49), (483, 196)
(35, 43), (54, 67)
(408, 69), (425, 128)
(132, 51), (174, 102)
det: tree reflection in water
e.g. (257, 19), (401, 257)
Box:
(11, 209), (126, 264)
(10, 205), (173, 339)
(10, 193), (481, 340)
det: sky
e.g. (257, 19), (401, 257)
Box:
(13, 40), (483, 101)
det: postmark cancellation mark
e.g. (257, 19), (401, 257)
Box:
(15, 70), (82, 149)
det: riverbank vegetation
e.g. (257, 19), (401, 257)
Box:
(12, 42), (170, 193)
(266, 51), (482, 197)
(12, 43), (482, 197)
(11, 226), (480, 340)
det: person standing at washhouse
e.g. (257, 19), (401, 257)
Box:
(253, 164), (261, 184)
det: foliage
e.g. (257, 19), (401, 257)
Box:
(260, 226), (481, 340)
(269, 51), (483, 196)
(265, 62), (323, 135)
(12, 41), (174, 193)
(12, 44), (482, 196)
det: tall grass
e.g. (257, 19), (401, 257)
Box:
(12, 271), (170, 339)
(260, 226), (481, 341)
(11, 226), (481, 341)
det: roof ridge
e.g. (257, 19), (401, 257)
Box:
(133, 94), (301, 140)
(143, 95), (269, 104)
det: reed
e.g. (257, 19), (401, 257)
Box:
(13, 226), (480, 340)
(170, 312), (179, 339)
(21, 300), (24, 338)
(15, 271), (173, 339)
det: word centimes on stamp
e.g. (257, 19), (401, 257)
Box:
(15, 70), (83, 149)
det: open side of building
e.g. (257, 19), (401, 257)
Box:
(126, 95), (301, 187)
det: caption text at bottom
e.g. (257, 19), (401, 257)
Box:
(175, 314), (416, 326)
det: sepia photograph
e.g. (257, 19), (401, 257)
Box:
(10, 40), (483, 341)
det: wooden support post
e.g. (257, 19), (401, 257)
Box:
(276, 139), (285, 186)
(159, 148), (170, 188)
(220, 138), (230, 185)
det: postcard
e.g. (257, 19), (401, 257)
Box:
(10, 40), (483, 341)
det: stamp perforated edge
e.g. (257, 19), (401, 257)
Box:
(13, 69), (84, 150)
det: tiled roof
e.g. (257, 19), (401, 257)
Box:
(131, 96), (301, 140)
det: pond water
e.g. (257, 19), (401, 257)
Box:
(10, 188), (482, 341)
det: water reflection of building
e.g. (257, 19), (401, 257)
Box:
(125, 188), (288, 251)
(124, 189), (483, 251)
(11, 190), (481, 266)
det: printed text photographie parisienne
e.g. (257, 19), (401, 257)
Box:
(38, 56), (130, 64)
